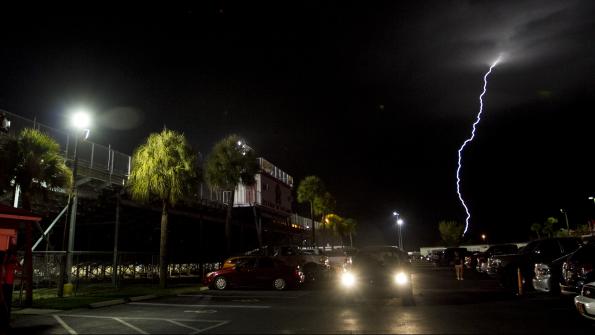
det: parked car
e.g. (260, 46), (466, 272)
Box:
(488, 237), (582, 291)
(324, 247), (356, 271)
(426, 250), (444, 263)
(245, 245), (330, 282)
(475, 244), (519, 273)
(221, 256), (248, 269)
(205, 256), (305, 290)
(465, 251), (481, 270)
(435, 247), (468, 267)
(339, 246), (414, 306)
(574, 281), (595, 321)
(561, 242), (595, 293)
(532, 253), (570, 294)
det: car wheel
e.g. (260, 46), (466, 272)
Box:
(273, 278), (287, 291)
(213, 276), (228, 290)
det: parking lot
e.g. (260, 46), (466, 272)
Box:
(12, 263), (595, 334)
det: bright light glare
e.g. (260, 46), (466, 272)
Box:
(397, 219), (404, 225)
(394, 272), (408, 285)
(341, 272), (356, 288)
(71, 110), (91, 129)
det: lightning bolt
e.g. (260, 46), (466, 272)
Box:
(457, 56), (501, 235)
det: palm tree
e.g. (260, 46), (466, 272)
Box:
(0, 133), (18, 196)
(314, 192), (336, 247)
(322, 213), (343, 248)
(204, 135), (259, 256)
(530, 223), (542, 239)
(297, 176), (325, 246)
(128, 129), (198, 288)
(341, 218), (357, 248)
(0, 128), (72, 306)
(543, 217), (558, 238)
(1, 128), (73, 210)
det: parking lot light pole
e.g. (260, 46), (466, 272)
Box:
(65, 109), (91, 292)
(393, 211), (404, 249)
(560, 209), (569, 234)
(398, 218), (404, 250)
(393, 212), (400, 247)
(589, 197), (595, 236)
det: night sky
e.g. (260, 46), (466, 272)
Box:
(1, 1), (594, 249)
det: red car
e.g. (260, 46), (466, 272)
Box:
(205, 256), (305, 291)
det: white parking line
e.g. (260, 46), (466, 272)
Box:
(114, 317), (149, 334)
(193, 321), (230, 334)
(130, 302), (271, 309)
(57, 314), (230, 334)
(53, 315), (78, 335)
(167, 319), (200, 332)
(178, 294), (300, 299)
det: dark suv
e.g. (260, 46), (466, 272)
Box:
(488, 237), (582, 291)
(560, 242), (595, 293)
(472, 244), (519, 272)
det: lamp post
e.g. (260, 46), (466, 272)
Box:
(393, 211), (404, 249)
(560, 208), (569, 234)
(64, 109), (91, 292)
(588, 197), (594, 235)
(481, 234), (487, 245)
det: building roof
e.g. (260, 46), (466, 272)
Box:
(0, 203), (42, 223)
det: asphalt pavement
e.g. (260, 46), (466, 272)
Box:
(10, 263), (595, 334)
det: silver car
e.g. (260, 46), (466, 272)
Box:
(575, 282), (595, 321)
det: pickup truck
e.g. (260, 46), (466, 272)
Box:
(487, 237), (582, 291)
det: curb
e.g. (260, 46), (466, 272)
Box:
(12, 308), (62, 315)
(89, 299), (127, 309)
(129, 295), (157, 302)
(87, 286), (209, 309)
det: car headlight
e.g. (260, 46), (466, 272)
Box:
(394, 272), (408, 285)
(341, 272), (356, 288)
(534, 263), (550, 279)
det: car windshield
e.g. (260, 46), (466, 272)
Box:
(356, 247), (403, 267)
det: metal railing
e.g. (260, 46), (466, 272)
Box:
(1, 110), (131, 181)
(27, 251), (222, 290)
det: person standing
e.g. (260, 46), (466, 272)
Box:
(1, 245), (20, 331)
(454, 251), (464, 280)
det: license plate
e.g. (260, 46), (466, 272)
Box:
(577, 303), (585, 314)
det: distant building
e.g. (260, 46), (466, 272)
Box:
(232, 157), (310, 247)
(234, 157), (293, 215)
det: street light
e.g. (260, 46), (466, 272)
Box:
(560, 208), (570, 233)
(481, 234), (487, 244)
(393, 211), (404, 249)
(64, 108), (92, 293)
